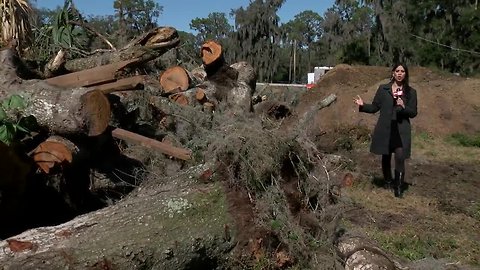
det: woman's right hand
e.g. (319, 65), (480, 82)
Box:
(353, 95), (364, 106)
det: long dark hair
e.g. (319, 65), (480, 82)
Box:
(390, 63), (410, 88)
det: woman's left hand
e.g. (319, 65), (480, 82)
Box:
(396, 98), (405, 108)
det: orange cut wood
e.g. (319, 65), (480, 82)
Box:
(159, 66), (190, 94)
(169, 93), (189, 106)
(111, 128), (191, 160)
(90, 75), (146, 94)
(32, 141), (73, 174)
(201, 40), (223, 66)
(45, 58), (139, 88)
(195, 88), (207, 103)
(80, 89), (111, 136)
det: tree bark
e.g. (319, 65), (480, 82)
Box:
(297, 93), (337, 132)
(230, 61), (257, 90)
(180, 60), (257, 115)
(0, 49), (111, 136)
(0, 182), (233, 270)
(63, 27), (180, 73)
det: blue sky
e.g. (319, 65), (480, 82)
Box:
(35, 0), (335, 33)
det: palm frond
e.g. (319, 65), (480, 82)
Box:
(0, 0), (33, 47)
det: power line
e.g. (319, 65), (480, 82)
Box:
(410, 34), (480, 56)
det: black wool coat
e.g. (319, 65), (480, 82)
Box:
(359, 83), (418, 158)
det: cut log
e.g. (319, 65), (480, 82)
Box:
(0, 48), (111, 136)
(45, 58), (140, 88)
(64, 27), (180, 73)
(173, 87), (210, 108)
(201, 40), (223, 66)
(159, 66), (205, 96)
(80, 90), (112, 136)
(337, 235), (402, 269)
(19, 86), (112, 136)
(89, 75), (146, 94)
(31, 136), (78, 174)
(159, 66), (190, 94)
(169, 93), (189, 106)
(195, 89), (207, 103)
(111, 128), (191, 160)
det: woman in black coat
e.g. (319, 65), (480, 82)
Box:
(354, 63), (418, 198)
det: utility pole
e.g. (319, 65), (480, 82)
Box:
(289, 41), (293, 83)
(293, 39), (297, 83)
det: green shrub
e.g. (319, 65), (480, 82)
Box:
(0, 95), (35, 145)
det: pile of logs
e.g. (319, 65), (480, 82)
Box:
(0, 27), (260, 193)
(157, 39), (257, 115)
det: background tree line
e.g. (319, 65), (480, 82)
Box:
(4, 0), (480, 83)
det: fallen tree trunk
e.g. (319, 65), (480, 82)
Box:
(0, 49), (111, 136)
(64, 27), (180, 73)
(0, 182), (232, 269)
(297, 93), (337, 130)
(22, 87), (111, 136)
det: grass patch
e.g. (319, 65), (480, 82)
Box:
(467, 202), (480, 222)
(412, 131), (480, 163)
(446, 133), (480, 148)
(342, 188), (480, 266)
(369, 229), (459, 261)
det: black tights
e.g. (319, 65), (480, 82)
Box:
(382, 147), (405, 174)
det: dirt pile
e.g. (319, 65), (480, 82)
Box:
(296, 64), (480, 136)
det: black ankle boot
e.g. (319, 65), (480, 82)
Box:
(382, 167), (392, 189)
(394, 170), (404, 198)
